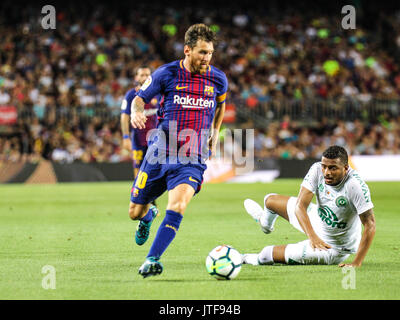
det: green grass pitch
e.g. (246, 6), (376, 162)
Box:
(0, 180), (399, 300)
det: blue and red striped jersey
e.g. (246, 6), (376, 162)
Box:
(137, 59), (228, 162)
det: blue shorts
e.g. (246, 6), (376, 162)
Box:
(130, 157), (206, 204)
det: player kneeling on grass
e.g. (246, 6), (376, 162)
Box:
(243, 145), (376, 268)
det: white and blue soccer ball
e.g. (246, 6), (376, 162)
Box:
(205, 245), (242, 280)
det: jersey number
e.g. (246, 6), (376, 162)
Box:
(132, 150), (144, 161)
(135, 171), (148, 189)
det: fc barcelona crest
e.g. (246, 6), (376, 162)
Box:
(204, 86), (214, 97)
(132, 187), (139, 197)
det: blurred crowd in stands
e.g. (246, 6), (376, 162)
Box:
(252, 114), (400, 159)
(1, 0), (400, 163)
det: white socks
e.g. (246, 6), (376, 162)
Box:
(258, 245), (274, 265)
(242, 254), (259, 265)
(243, 246), (275, 265)
(260, 193), (279, 231)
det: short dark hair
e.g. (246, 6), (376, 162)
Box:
(135, 66), (151, 75)
(184, 24), (217, 48)
(322, 145), (348, 165)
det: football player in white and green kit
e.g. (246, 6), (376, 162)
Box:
(242, 145), (376, 267)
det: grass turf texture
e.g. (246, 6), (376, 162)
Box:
(0, 180), (399, 300)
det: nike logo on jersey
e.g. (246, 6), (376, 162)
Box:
(176, 85), (189, 90)
(189, 176), (198, 183)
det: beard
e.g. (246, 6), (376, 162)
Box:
(190, 60), (208, 74)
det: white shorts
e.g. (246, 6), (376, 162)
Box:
(284, 197), (350, 265)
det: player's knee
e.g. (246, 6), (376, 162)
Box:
(265, 194), (279, 210)
(129, 202), (146, 220)
(167, 201), (187, 215)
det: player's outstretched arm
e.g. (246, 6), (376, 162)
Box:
(339, 209), (376, 268)
(295, 187), (332, 251)
(131, 96), (147, 129)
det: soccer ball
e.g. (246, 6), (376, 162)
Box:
(205, 245), (242, 280)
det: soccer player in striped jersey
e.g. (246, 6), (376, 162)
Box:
(120, 66), (161, 242)
(129, 24), (228, 277)
(120, 66), (160, 179)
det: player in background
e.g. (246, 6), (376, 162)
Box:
(242, 145), (376, 267)
(120, 66), (161, 245)
(120, 66), (159, 178)
(129, 24), (228, 278)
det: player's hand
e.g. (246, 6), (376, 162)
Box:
(131, 112), (147, 129)
(338, 262), (361, 268)
(309, 235), (331, 251)
(122, 138), (132, 151)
